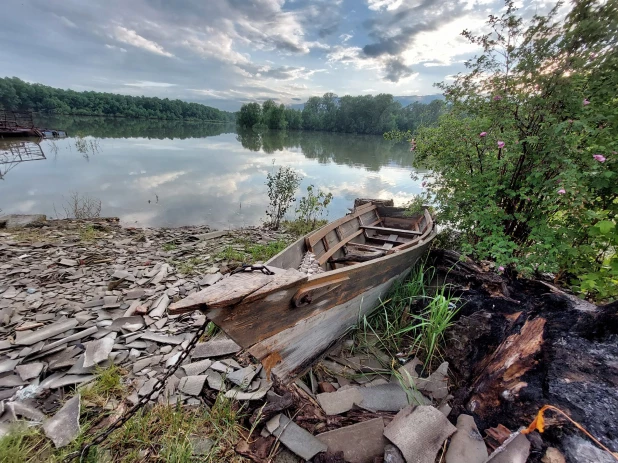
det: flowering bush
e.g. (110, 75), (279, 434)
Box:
(389, 1), (618, 300)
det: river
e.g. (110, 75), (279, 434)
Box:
(0, 116), (423, 228)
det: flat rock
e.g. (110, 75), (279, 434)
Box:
(178, 375), (207, 396)
(266, 414), (327, 461)
(83, 337), (115, 368)
(149, 295), (170, 318)
(227, 365), (259, 388)
(140, 332), (184, 345)
(486, 433), (530, 463)
(0, 374), (26, 387)
(46, 374), (96, 389)
(59, 259), (78, 267)
(357, 383), (409, 412)
(445, 414), (487, 463)
(224, 379), (271, 400)
(43, 394), (81, 448)
(0, 359), (20, 374)
(10, 401), (46, 421)
(192, 337), (241, 358)
(204, 369), (225, 391)
(199, 273), (223, 286)
(542, 448), (566, 463)
(15, 319), (79, 346)
(415, 362), (449, 400)
(16, 362), (44, 381)
(125, 289), (146, 300)
(384, 406), (456, 463)
(317, 387), (363, 415)
(182, 359), (213, 376)
(317, 417), (386, 463)
(191, 436), (215, 455)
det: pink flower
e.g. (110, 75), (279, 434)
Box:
(583, 99), (590, 106)
(498, 266), (505, 272)
(558, 189), (566, 194)
(593, 154), (606, 162)
(493, 95), (502, 101)
(497, 141), (505, 148)
(480, 132), (487, 137)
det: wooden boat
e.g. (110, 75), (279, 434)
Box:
(169, 200), (436, 382)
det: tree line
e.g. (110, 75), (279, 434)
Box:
(0, 77), (235, 122)
(236, 93), (445, 134)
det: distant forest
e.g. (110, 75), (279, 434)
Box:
(0, 77), (235, 122)
(237, 93), (446, 135)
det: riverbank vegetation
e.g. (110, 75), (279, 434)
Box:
(388, 0), (618, 301)
(237, 93), (445, 135)
(0, 77), (235, 122)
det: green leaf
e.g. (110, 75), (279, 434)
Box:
(597, 220), (615, 235)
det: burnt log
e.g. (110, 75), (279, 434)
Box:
(433, 250), (618, 462)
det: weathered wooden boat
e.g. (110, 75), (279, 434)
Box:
(169, 200), (436, 382)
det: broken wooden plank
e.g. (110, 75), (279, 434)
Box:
(243, 269), (308, 304)
(168, 272), (273, 315)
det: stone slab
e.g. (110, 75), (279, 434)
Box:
(83, 337), (115, 368)
(15, 319), (79, 346)
(384, 406), (456, 463)
(140, 331), (184, 345)
(178, 375), (207, 396)
(317, 417), (386, 463)
(192, 337), (241, 358)
(16, 362), (44, 381)
(181, 359), (213, 377)
(317, 387), (363, 415)
(266, 414), (327, 460)
(445, 414), (487, 463)
(357, 383), (409, 412)
(43, 394), (80, 448)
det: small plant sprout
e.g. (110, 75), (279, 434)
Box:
(295, 185), (333, 229)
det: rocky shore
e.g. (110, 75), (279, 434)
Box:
(1, 216), (616, 463)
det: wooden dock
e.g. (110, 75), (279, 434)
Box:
(0, 110), (66, 138)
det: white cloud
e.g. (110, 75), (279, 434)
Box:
(124, 81), (177, 88)
(134, 171), (187, 189)
(113, 26), (174, 57)
(367, 0), (404, 11)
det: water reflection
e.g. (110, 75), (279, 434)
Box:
(0, 117), (422, 228)
(0, 139), (46, 180)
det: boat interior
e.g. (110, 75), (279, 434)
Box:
(268, 200), (433, 273)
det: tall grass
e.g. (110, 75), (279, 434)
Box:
(359, 260), (460, 369)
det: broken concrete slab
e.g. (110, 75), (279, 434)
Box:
(317, 417), (386, 463)
(192, 337), (241, 358)
(199, 273), (223, 286)
(317, 387), (363, 415)
(83, 337), (115, 368)
(383, 406), (456, 463)
(357, 383), (409, 412)
(43, 394), (80, 448)
(178, 375), (207, 396)
(15, 319), (79, 346)
(444, 414), (487, 463)
(486, 432), (530, 463)
(266, 414), (327, 461)
(9, 401), (46, 422)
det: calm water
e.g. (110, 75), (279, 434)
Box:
(0, 116), (423, 228)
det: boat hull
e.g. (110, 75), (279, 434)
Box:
(204, 229), (435, 380)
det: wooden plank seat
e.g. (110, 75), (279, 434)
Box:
(362, 225), (422, 236)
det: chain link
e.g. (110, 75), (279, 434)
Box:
(230, 264), (275, 276)
(64, 318), (210, 462)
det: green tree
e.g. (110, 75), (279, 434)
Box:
(237, 102), (262, 128)
(392, 0), (618, 300)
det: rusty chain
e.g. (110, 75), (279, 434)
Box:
(64, 318), (210, 462)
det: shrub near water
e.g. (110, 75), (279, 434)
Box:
(388, 0), (618, 300)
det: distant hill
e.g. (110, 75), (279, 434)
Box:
(288, 94), (444, 110)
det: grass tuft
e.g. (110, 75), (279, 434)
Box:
(358, 260), (460, 369)
(79, 224), (101, 242)
(162, 243), (177, 251)
(281, 219), (327, 237)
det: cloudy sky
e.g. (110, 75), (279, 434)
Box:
(1, 0), (550, 111)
